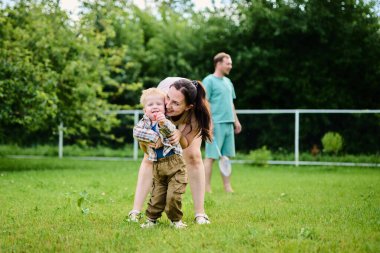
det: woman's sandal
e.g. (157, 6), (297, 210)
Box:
(194, 214), (211, 224)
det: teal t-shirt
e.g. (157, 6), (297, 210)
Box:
(202, 74), (236, 123)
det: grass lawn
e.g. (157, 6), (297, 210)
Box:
(0, 158), (379, 252)
(1, 144), (379, 164)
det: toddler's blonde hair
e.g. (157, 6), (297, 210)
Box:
(140, 88), (166, 106)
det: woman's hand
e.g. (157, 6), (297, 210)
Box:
(168, 129), (181, 145)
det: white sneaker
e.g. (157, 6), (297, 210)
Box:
(126, 210), (141, 223)
(194, 214), (211, 224)
(170, 220), (187, 229)
(140, 219), (157, 228)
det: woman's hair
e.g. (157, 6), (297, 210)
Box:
(171, 79), (212, 142)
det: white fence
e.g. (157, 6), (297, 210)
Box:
(57, 109), (380, 167)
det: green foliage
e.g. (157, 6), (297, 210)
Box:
(298, 227), (316, 240)
(140, 4), (204, 83)
(229, 0), (380, 153)
(322, 132), (344, 155)
(248, 146), (272, 165)
(232, 0), (380, 109)
(0, 1), (61, 133)
(77, 190), (90, 215)
(0, 0), (118, 144)
(0, 0), (379, 154)
(79, 0), (144, 106)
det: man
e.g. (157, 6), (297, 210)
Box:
(203, 52), (242, 193)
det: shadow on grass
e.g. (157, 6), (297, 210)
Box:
(0, 157), (138, 172)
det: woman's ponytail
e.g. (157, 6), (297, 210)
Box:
(193, 80), (212, 142)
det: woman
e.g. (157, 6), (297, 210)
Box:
(128, 78), (212, 224)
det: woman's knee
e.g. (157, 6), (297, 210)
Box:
(184, 149), (202, 165)
(140, 158), (153, 168)
(138, 156), (153, 178)
(140, 155), (153, 168)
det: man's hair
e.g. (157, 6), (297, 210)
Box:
(213, 52), (231, 67)
(140, 88), (166, 106)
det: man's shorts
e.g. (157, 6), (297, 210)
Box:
(205, 122), (235, 159)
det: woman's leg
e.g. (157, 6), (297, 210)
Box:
(132, 154), (154, 211)
(203, 157), (214, 193)
(183, 137), (205, 215)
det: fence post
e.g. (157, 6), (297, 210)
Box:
(133, 110), (139, 160)
(295, 111), (299, 166)
(58, 122), (63, 159)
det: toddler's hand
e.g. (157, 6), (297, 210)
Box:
(155, 112), (166, 125)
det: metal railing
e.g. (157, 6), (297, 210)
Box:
(57, 109), (380, 167)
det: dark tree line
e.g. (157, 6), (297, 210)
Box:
(0, 0), (379, 153)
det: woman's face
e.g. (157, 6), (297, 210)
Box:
(165, 86), (192, 117)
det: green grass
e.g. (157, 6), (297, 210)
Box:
(0, 144), (142, 158)
(269, 152), (380, 164)
(1, 144), (379, 164)
(1, 158), (380, 252)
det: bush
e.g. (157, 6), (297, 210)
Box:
(248, 146), (272, 166)
(321, 132), (344, 155)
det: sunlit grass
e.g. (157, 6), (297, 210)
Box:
(1, 144), (379, 164)
(1, 158), (379, 252)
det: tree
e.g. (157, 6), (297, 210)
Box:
(0, 0), (117, 145)
(79, 0), (145, 108)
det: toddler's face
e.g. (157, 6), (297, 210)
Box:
(144, 95), (165, 121)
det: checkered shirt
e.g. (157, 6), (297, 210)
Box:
(133, 114), (182, 161)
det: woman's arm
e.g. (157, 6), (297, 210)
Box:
(168, 124), (200, 149)
(181, 126), (200, 148)
(167, 129), (189, 149)
(179, 135), (189, 149)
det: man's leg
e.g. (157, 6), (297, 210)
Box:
(220, 123), (235, 192)
(220, 168), (233, 192)
(204, 123), (223, 193)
